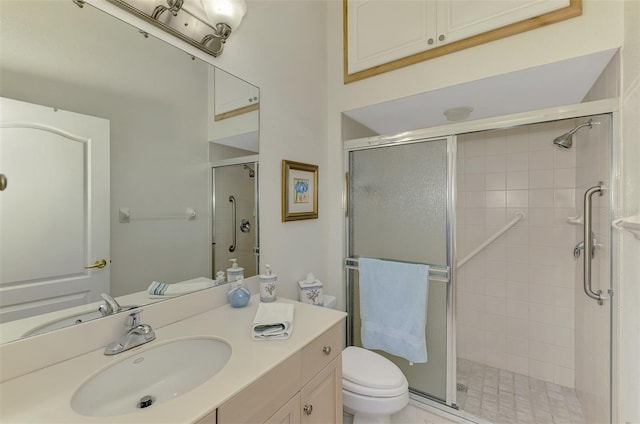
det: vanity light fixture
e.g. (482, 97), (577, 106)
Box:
(103, 0), (246, 57)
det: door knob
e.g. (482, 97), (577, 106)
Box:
(84, 259), (107, 269)
(303, 404), (313, 415)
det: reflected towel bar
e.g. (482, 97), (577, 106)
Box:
(344, 257), (450, 284)
(119, 207), (196, 223)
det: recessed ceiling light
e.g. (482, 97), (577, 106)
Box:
(443, 106), (473, 122)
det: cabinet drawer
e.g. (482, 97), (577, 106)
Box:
(301, 322), (343, 385)
(217, 352), (301, 424)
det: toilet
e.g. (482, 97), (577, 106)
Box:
(342, 346), (409, 424)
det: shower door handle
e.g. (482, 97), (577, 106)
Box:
(583, 183), (605, 305)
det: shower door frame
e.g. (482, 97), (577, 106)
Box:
(343, 97), (619, 421)
(344, 136), (459, 407)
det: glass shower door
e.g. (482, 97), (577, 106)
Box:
(347, 137), (455, 405)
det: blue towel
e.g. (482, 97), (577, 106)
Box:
(359, 257), (429, 363)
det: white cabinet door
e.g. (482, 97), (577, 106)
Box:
(265, 394), (301, 424)
(0, 97), (110, 323)
(436, 0), (570, 45)
(346, 0), (572, 78)
(300, 357), (342, 424)
(214, 68), (260, 117)
(347, 0), (437, 74)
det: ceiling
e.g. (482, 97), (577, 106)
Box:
(343, 49), (618, 136)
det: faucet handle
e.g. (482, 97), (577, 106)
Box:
(125, 310), (143, 328)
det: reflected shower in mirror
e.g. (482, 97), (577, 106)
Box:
(0, 0), (259, 343)
(211, 162), (259, 281)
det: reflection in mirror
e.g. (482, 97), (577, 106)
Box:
(0, 0), (259, 343)
(212, 162), (259, 281)
(209, 68), (260, 160)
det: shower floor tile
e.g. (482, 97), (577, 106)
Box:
(457, 359), (586, 424)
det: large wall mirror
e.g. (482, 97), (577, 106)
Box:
(0, 0), (259, 343)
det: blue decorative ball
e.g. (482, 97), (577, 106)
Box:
(228, 287), (250, 308)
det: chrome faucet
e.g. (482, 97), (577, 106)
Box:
(98, 293), (122, 316)
(104, 310), (155, 355)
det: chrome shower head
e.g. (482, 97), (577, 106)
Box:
(553, 119), (594, 149)
(243, 164), (255, 178)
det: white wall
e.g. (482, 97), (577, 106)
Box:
(210, 1), (330, 299)
(86, 0), (330, 300)
(618, 1), (640, 423)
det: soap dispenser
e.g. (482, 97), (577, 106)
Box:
(226, 259), (244, 283)
(215, 271), (226, 286)
(259, 264), (277, 302)
(227, 279), (250, 308)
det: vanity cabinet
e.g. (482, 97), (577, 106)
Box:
(217, 322), (343, 424)
(346, 0), (576, 80)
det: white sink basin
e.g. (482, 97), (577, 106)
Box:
(71, 337), (231, 417)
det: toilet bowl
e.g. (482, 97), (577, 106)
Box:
(342, 346), (409, 424)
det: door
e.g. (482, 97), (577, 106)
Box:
(0, 97), (110, 323)
(347, 0), (437, 74)
(347, 137), (455, 404)
(436, 0), (569, 45)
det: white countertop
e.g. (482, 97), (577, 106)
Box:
(0, 295), (346, 423)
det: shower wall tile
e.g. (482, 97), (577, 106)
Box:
(505, 153), (529, 172)
(485, 154), (506, 172)
(529, 170), (554, 189)
(457, 122), (578, 388)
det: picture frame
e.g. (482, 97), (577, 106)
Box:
(282, 160), (318, 222)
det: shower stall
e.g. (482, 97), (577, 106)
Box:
(345, 110), (615, 424)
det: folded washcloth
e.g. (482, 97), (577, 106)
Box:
(147, 277), (215, 298)
(252, 303), (294, 340)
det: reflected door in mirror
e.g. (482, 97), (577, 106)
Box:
(0, 97), (110, 323)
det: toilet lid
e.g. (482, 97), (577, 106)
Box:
(342, 346), (407, 396)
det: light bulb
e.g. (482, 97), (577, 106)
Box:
(201, 0), (247, 31)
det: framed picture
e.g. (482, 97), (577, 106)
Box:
(282, 160), (318, 221)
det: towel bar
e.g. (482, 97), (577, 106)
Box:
(344, 257), (450, 284)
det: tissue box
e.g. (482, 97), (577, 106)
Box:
(297, 274), (323, 306)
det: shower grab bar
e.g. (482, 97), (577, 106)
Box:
(583, 183), (605, 305)
(344, 257), (450, 284)
(229, 196), (236, 252)
(457, 212), (525, 268)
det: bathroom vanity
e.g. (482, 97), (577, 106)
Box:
(0, 284), (346, 423)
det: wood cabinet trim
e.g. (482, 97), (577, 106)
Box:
(343, 0), (583, 84)
(214, 103), (259, 122)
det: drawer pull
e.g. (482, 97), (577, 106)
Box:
(322, 346), (332, 355)
(303, 404), (313, 415)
